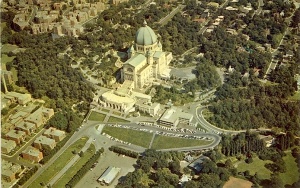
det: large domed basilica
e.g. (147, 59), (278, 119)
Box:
(98, 21), (172, 113)
(121, 21), (173, 89)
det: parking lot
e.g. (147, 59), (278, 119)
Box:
(75, 150), (137, 188)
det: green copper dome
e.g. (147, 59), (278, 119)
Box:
(135, 21), (157, 46)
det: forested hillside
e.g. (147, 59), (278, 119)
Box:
(2, 12), (94, 110)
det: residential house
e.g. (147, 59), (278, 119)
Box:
(24, 106), (54, 128)
(33, 135), (56, 150)
(1, 139), (17, 154)
(5, 130), (26, 144)
(22, 146), (43, 162)
(188, 155), (210, 172)
(1, 160), (22, 182)
(43, 127), (66, 142)
(15, 120), (36, 135)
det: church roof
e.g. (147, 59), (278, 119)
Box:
(153, 51), (164, 58)
(126, 54), (146, 67)
(135, 21), (157, 46)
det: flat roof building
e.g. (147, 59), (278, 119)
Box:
(22, 146), (43, 163)
(135, 99), (160, 116)
(15, 120), (36, 135)
(188, 156), (210, 172)
(1, 160), (22, 182)
(33, 135), (56, 150)
(158, 107), (193, 127)
(4, 92), (32, 105)
(1, 139), (17, 154)
(43, 127), (66, 142)
(25, 106), (54, 127)
(5, 130), (26, 144)
(97, 166), (121, 185)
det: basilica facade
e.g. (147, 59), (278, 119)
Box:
(121, 21), (173, 89)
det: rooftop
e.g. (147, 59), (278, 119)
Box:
(34, 135), (56, 145)
(22, 146), (41, 157)
(125, 54), (146, 67)
(1, 138), (17, 150)
(159, 107), (193, 124)
(98, 166), (121, 184)
(44, 127), (65, 137)
(1, 160), (21, 177)
(6, 129), (26, 138)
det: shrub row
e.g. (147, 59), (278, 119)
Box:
(17, 166), (38, 185)
(65, 148), (104, 188)
(109, 146), (139, 158)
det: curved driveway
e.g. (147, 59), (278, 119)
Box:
(196, 106), (245, 135)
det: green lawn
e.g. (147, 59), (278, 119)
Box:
(1, 44), (19, 53)
(280, 152), (300, 186)
(112, 111), (122, 116)
(52, 144), (96, 188)
(236, 157), (272, 180)
(1, 54), (15, 70)
(107, 116), (129, 123)
(88, 111), (106, 121)
(29, 137), (88, 188)
(102, 126), (152, 148)
(101, 108), (110, 113)
(151, 135), (213, 150)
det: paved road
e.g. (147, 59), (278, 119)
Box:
(48, 137), (93, 186)
(22, 125), (100, 188)
(158, 5), (186, 26)
(196, 106), (245, 134)
(2, 128), (45, 168)
(264, 10), (296, 79)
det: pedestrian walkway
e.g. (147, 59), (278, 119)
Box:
(47, 137), (93, 186)
(148, 133), (156, 149)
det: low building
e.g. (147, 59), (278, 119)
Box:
(24, 106), (54, 127)
(179, 174), (192, 186)
(33, 135), (56, 150)
(99, 81), (139, 113)
(15, 120), (36, 135)
(98, 166), (121, 185)
(135, 100), (160, 116)
(1, 160), (22, 182)
(43, 127), (66, 142)
(4, 92), (32, 105)
(2, 122), (14, 134)
(259, 135), (275, 147)
(1, 139), (17, 154)
(158, 107), (193, 127)
(188, 155), (210, 172)
(22, 146), (43, 162)
(1, 96), (12, 110)
(5, 130), (26, 144)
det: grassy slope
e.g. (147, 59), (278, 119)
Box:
(280, 152), (300, 186)
(88, 111), (106, 121)
(236, 157), (272, 180)
(107, 116), (129, 123)
(102, 126), (152, 148)
(52, 144), (96, 188)
(29, 137), (88, 188)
